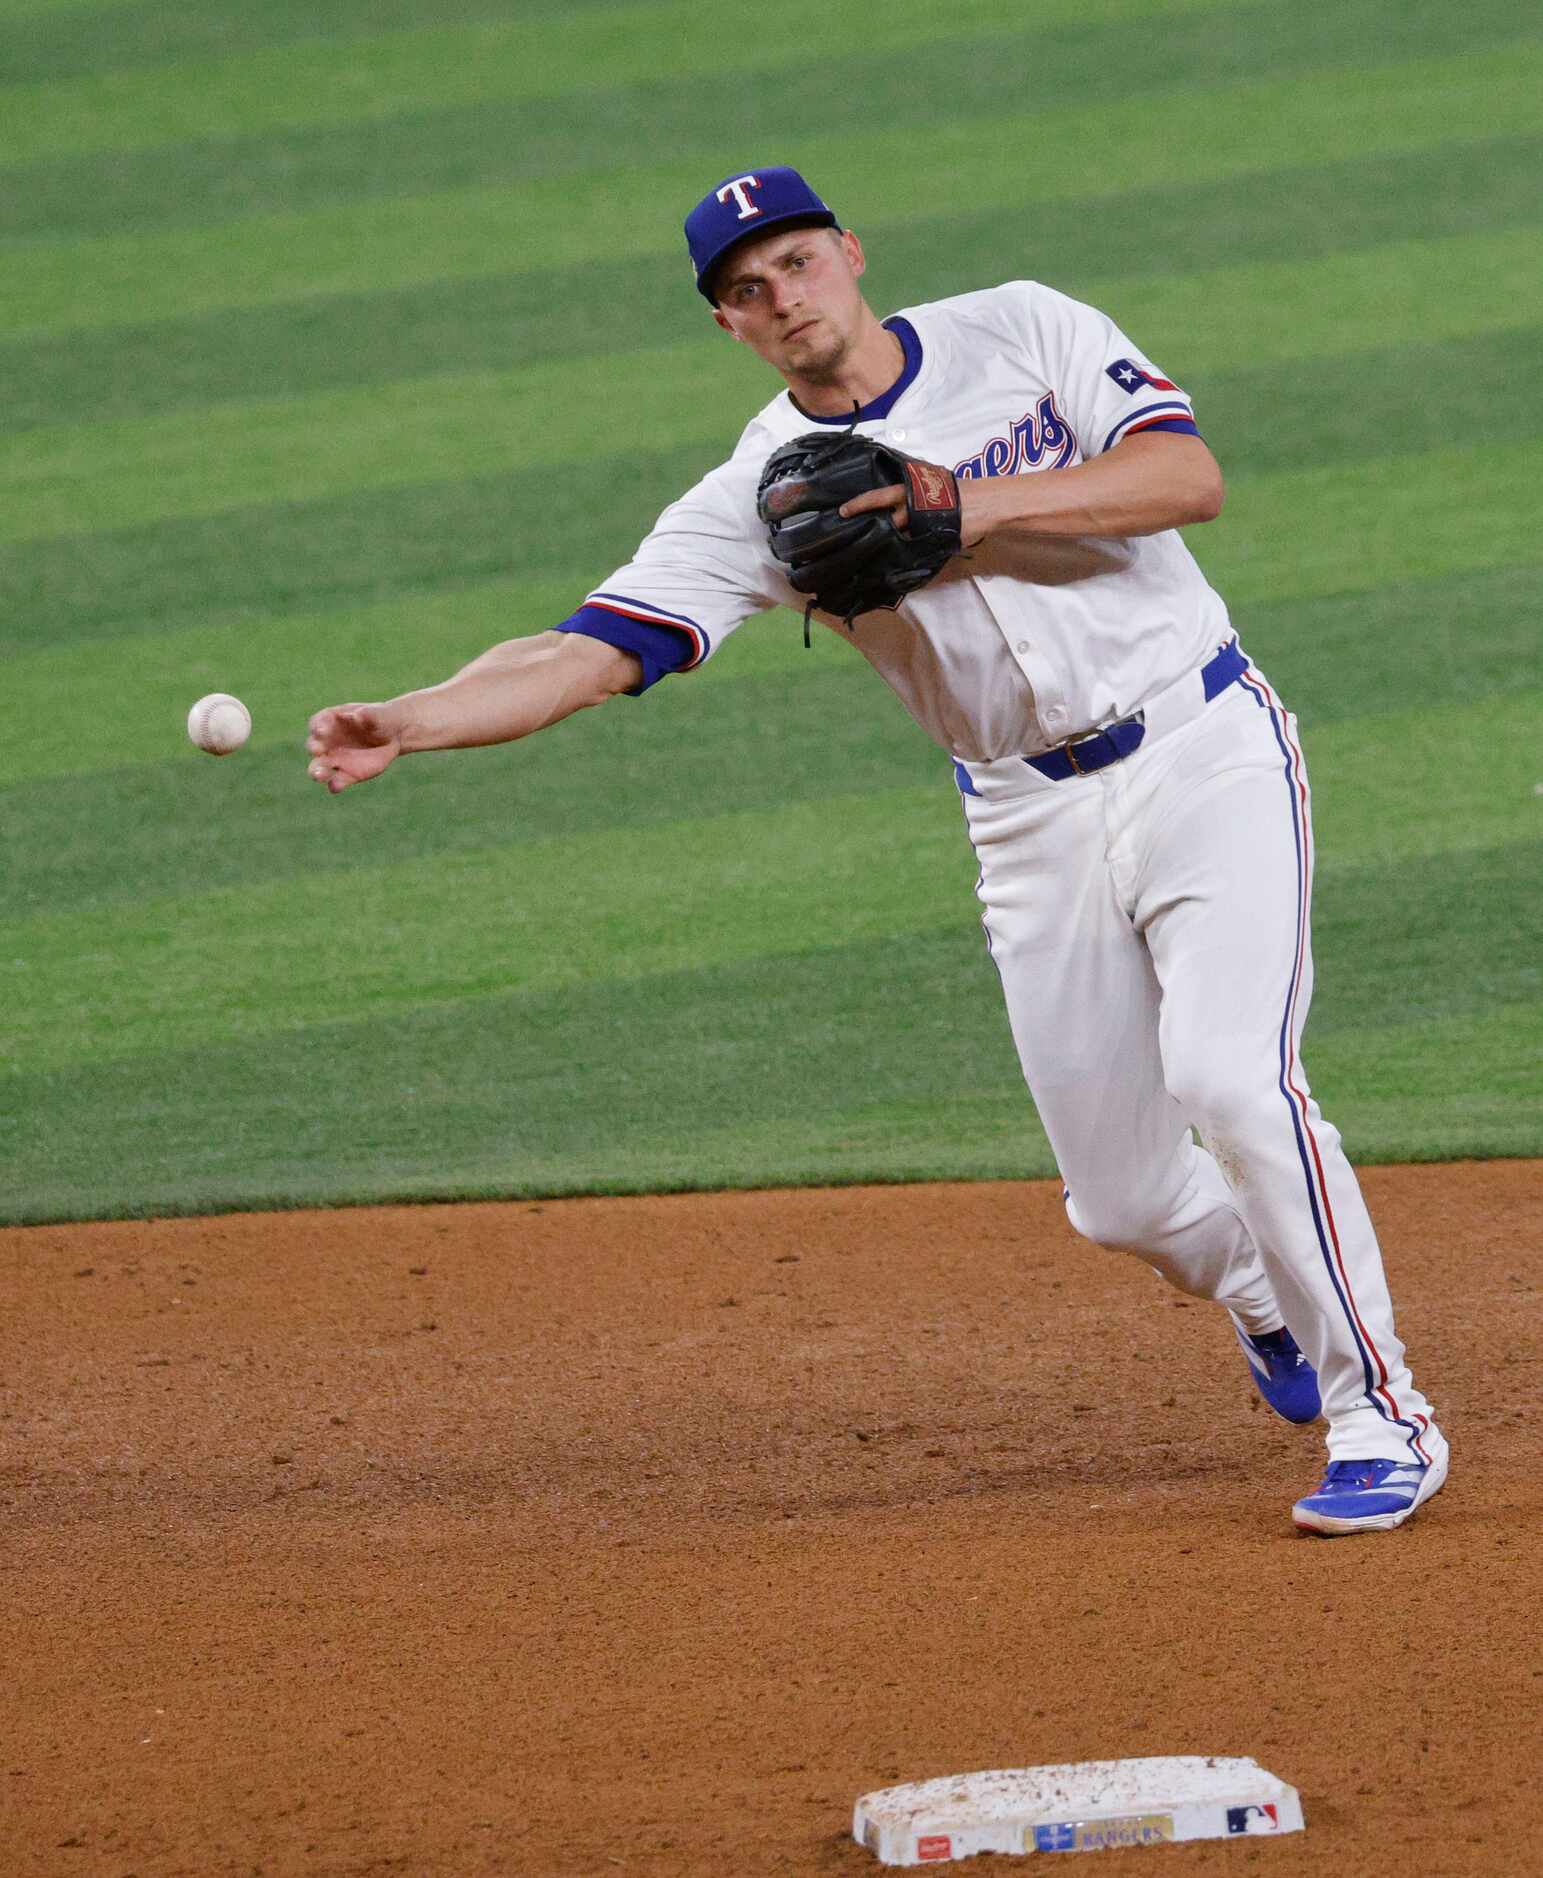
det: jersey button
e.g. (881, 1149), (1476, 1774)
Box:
(1015, 640), (1030, 654)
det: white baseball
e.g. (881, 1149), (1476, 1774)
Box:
(187, 692), (252, 756)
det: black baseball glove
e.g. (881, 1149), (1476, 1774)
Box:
(756, 428), (964, 632)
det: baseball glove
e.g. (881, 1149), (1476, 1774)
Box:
(756, 427), (964, 633)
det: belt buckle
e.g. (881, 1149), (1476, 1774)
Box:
(1060, 710), (1142, 777)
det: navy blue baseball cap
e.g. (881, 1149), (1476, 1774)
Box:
(684, 167), (839, 302)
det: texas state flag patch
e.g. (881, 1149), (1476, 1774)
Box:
(1106, 357), (1178, 395)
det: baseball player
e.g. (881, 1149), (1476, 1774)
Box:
(308, 168), (1446, 1536)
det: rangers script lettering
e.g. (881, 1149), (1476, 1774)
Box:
(954, 393), (1076, 479)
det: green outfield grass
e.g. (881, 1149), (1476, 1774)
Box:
(2, 0), (1539, 1223)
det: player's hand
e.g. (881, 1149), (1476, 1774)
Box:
(306, 704), (402, 793)
(840, 478), (994, 549)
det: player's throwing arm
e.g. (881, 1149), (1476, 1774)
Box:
(306, 632), (640, 794)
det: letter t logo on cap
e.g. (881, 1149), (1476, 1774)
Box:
(716, 174), (763, 220)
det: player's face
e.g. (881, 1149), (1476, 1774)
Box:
(711, 227), (868, 383)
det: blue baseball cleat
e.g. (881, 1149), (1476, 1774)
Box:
(1292, 1433), (1449, 1535)
(1236, 1323), (1321, 1424)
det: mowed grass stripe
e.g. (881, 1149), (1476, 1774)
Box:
(3, 312), (1538, 781)
(7, 1001), (1537, 1224)
(1191, 325), (1543, 477)
(4, 229), (1538, 545)
(6, 991), (1533, 1225)
(0, 0), (1247, 166)
(0, 785), (979, 1073)
(2, 838), (1536, 1222)
(0, 659), (943, 919)
(0, 443), (725, 649)
(5, 567), (1538, 925)
(1302, 695), (1543, 873)
(10, 421), (1543, 657)
(3, 694), (1535, 1072)
(9, 556), (1543, 793)
(6, 45), (1539, 339)
(6, 0), (1528, 244)
(0, 928), (1039, 1225)
(1309, 1009), (1543, 1166)
(1210, 437), (1543, 604)
(0, 0), (637, 86)
(0, 0), (143, 22)
(1308, 845), (1543, 1033)
(1231, 564), (1543, 729)
(0, 575), (591, 783)
(0, 337), (763, 543)
(9, 136), (1542, 433)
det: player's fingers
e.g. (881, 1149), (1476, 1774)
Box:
(839, 483), (907, 519)
(306, 706), (351, 754)
(308, 702), (372, 738)
(307, 709), (382, 765)
(332, 703), (391, 748)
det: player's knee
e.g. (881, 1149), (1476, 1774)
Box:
(1064, 1184), (1169, 1254)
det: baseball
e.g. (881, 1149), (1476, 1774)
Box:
(187, 692), (252, 756)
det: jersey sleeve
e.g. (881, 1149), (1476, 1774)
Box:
(1024, 283), (1202, 457)
(554, 461), (779, 695)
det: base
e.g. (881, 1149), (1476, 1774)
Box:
(853, 1756), (1304, 1865)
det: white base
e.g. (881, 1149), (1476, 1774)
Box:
(853, 1756), (1303, 1865)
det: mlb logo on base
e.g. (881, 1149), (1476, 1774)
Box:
(1227, 1802), (1280, 1834)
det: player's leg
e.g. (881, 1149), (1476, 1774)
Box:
(961, 769), (1279, 1331)
(1132, 678), (1442, 1478)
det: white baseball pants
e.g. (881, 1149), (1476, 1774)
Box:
(958, 653), (1440, 1466)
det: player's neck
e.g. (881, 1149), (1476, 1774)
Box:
(785, 313), (905, 419)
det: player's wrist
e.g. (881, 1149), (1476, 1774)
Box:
(375, 696), (424, 754)
(960, 475), (1023, 546)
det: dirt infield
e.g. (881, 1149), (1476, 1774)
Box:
(3, 1162), (1538, 1877)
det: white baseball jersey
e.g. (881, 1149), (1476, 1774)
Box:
(561, 282), (1230, 761)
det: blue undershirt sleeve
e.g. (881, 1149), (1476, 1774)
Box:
(553, 603), (699, 696)
(1123, 415), (1202, 442)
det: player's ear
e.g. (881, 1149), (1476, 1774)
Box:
(839, 228), (866, 279)
(712, 307), (741, 341)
